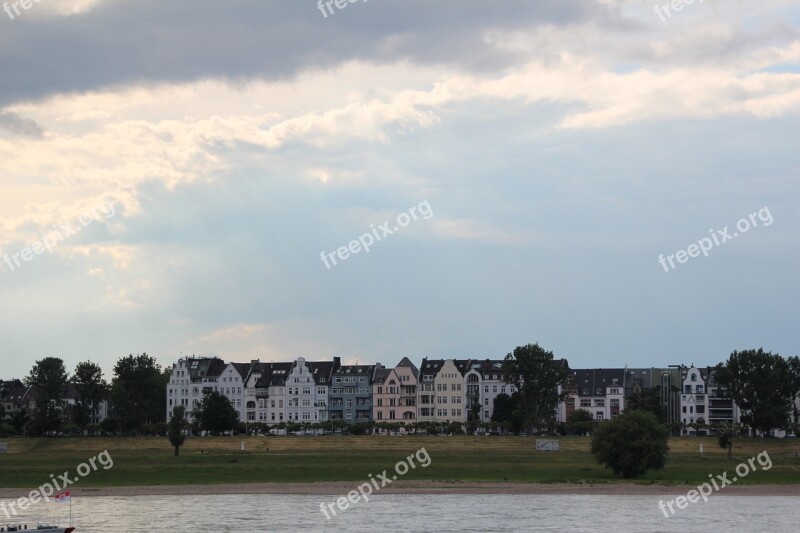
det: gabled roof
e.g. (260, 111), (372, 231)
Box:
(396, 357), (420, 378)
(372, 367), (393, 385)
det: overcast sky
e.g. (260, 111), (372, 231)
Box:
(1, 0), (799, 380)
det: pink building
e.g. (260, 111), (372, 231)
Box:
(372, 357), (419, 425)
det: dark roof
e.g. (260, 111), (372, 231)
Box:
(571, 368), (626, 397)
(256, 362), (293, 387)
(307, 361), (335, 385)
(396, 357), (420, 378)
(231, 362), (251, 380)
(419, 358), (444, 377)
(0, 379), (36, 403)
(185, 357), (227, 381)
(469, 359), (506, 377)
(334, 365), (376, 376)
(372, 367), (393, 385)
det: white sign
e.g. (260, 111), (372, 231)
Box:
(536, 439), (560, 451)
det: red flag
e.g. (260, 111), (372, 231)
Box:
(55, 491), (71, 503)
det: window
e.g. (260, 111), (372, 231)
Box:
(596, 412), (604, 420)
(696, 406), (705, 414)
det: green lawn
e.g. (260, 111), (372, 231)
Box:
(0, 436), (798, 488)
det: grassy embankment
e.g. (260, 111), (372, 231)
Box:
(0, 436), (798, 488)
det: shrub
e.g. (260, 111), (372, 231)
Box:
(590, 410), (669, 478)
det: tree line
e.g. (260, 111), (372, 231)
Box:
(3, 346), (798, 441)
(1, 353), (168, 437)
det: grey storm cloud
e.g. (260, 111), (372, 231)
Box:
(0, 110), (43, 137)
(0, 0), (608, 106)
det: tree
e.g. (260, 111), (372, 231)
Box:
(112, 354), (166, 434)
(72, 361), (109, 432)
(503, 344), (567, 434)
(0, 403), (5, 422)
(566, 409), (594, 436)
(11, 408), (28, 435)
(466, 399), (482, 435)
(591, 410), (670, 479)
(715, 349), (795, 435)
(168, 406), (188, 456)
(491, 392), (523, 434)
(718, 433), (733, 460)
(26, 357), (69, 434)
(193, 391), (239, 435)
(625, 386), (665, 423)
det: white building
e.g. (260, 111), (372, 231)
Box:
(166, 357), (227, 421)
(284, 357), (334, 424)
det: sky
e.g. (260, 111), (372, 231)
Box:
(1, 0), (799, 380)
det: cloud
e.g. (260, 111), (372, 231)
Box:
(0, 111), (43, 138)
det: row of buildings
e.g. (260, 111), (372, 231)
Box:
(165, 356), (764, 434)
(0, 379), (111, 426)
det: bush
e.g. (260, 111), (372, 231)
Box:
(590, 410), (670, 478)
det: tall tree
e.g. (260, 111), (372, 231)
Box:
(715, 348), (795, 435)
(192, 391), (239, 435)
(112, 353), (166, 434)
(26, 357), (69, 434)
(503, 343), (567, 434)
(72, 361), (109, 431)
(168, 406), (188, 456)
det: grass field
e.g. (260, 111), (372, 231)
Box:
(1, 436), (799, 488)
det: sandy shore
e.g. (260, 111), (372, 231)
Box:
(2, 481), (800, 498)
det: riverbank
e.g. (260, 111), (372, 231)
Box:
(1, 436), (798, 490)
(3, 480), (800, 498)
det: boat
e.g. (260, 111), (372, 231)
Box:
(0, 523), (74, 532)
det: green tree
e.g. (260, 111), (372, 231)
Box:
(11, 408), (28, 434)
(26, 357), (69, 434)
(566, 409), (594, 436)
(72, 361), (109, 432)
(625, 386), (665, 423)
(503, 344), (567, 434)
(591, 410), (670, 478)
(466, 400), (482, 435)
(715, 349), (795, 435)
(491, 392), (523, 434)
(193, 391), (239, 435)
(168, 406), (188, 456)
(0, 403), (5, 421)
(112, 353), (166, 434)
